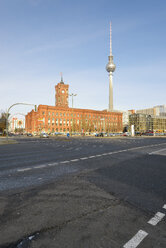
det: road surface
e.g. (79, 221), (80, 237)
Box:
(0, 136), (166, 247)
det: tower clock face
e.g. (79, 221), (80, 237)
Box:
(62, 90), (65, 94)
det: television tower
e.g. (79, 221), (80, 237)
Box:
(106, 22), (116, 111)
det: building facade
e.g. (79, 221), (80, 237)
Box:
(136, 105), (166, 117)
(9, 117), (25, 132)
(25, 79), (123, 134)
(121, 110), (135, 128)
(129, 113), (166, 133)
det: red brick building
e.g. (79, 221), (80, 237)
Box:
(25, 78), (122, 134)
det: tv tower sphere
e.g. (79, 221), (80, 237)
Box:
(106, 56), (116, 72)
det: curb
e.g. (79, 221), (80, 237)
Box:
(0, 139), (18, 145)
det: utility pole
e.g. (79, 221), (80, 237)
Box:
(69, 94), (77, 134)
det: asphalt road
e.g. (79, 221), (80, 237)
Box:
(0, 136), (166, 248)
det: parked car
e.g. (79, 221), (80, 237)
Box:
(27, 133), (33, 137)
(95, 132), (104, 137)
(135, 132), (141, 136)
(8, 133), (15, 136)
(91, 132), (97, 136)
(40, 133), (49, 138)
(54, 132), (63, 136)
(122, 132), (131, 136)
(108, 133), (116, 137)
(33, 133), (38, 136)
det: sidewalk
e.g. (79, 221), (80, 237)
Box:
(0, 137), (17, 145)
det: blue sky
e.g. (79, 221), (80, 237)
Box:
(0, 0), (166, 116)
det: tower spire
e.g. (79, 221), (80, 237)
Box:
(110, 22), (112, 56)
(60, 72), (64, 84)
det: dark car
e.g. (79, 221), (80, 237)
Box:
(27, 133), (33, 137)
(95, 132), (104, 137)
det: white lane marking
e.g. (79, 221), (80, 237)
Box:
(70, 159), (79, 162)
(148, 212), (165, 226)
(17, 168), (31, 172)
(123, 230), (148, 248)
(110, 149), (128, 155)
(60, 161), (70, 164)
(66, 148), (72, 150)
(118, 149), (127, 152)
(48, 162), (58, 166)
(163, 204), (166, 209)
(16, 142), (166, 173)
(149, 148), (166, 155)
(131, 142), (166, 151)
(34, 165), (46, 169)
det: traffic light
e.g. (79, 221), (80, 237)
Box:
(35, 105), (37, 112)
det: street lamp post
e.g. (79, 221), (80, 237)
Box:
(69, 93), (77, 134)
(6, 103), (37, 142)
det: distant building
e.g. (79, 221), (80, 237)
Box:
(129, 113), (166, 133)
(9, 117), (25, 132)
(122, 110), (135, 127)
(114, 109), (135, 131)
(136, 105), (166, 117)
(129, 114), (152, 133)
(152, 115), (166, 132)
(25, 78), (123, 134)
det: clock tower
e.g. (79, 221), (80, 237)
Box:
(55, 75), (69, 108)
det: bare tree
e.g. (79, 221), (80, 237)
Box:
(0, 111), (9, 134)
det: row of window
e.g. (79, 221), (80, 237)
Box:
(42, 120), (119, 127)
(42, 113), (121, 121)
(46, 118), (120, 124)
(42, 112), (120, 121)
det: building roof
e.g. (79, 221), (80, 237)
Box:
(37, 105), (122, 115)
